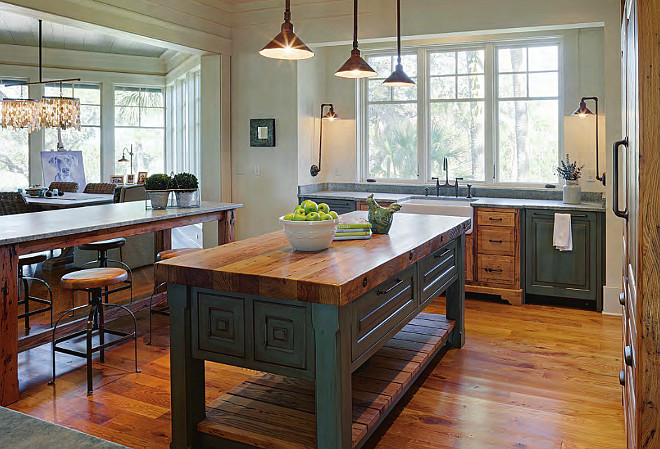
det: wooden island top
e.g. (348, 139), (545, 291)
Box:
(157, 211), (470, 306)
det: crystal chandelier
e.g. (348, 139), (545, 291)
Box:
(0, 19), (81, 136)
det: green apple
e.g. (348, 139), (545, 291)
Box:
(320, 212), (332, 221)
(328, 211), (339, 220)
(300, 200), (312, 208)
(293, 212), (307, 221)
(283, 213), (295, 221)
(293, 205), (304, 214)
(304, 201), (319, 214)
(318, 203), (330, 214)
(305, 212), (321, 221)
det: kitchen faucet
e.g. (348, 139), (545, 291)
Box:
(431, 157), (462, 196)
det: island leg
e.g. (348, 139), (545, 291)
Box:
(312, 304), (352, 449)
(168, 283), (205, 449)
(446, 234), (465, 348)
(0, 245), (18, 406)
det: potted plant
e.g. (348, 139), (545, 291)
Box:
(144, 174), (172, 209)
(557, 154), (584, 204)
(172, 172), (199, 208)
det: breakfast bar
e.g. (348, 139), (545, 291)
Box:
(157, 211), (469, 449)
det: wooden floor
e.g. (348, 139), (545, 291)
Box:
(10, 295), (625, 449)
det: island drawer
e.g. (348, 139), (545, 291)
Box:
(477, 255), (515, 285)
(351, 265), (416, 361)
(477, 209), (517, 227)
(194, 292), (246, 358)
(419, 241), (458, 306)
(478, 226), (516, 256)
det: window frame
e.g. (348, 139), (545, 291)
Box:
(360, 38), (564, 186)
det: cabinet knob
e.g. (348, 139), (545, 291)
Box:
(624, 345), (634, 366)
(619, 370), (625, 386)
(619, 292), (626, 306)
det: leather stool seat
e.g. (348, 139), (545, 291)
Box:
(79, 238), (126, 252)
(61, 268), (128, 290)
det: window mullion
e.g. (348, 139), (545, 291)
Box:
(485, 43), (496, 184)
(418, 48), (427, 182)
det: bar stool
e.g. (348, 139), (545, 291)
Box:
(148, 248), (202, 344)
(18, 253), (53, 334)
(50, 268), (140, 396)
(78, 238), (133, 303)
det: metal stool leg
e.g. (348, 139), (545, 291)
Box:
(103, 302), (141, 374)
(98, 300), (105, 364)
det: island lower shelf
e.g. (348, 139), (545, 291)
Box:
(197, 312), (454, 449)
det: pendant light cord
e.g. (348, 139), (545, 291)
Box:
(353, 0), (359, 49)
(284, 0), (291, 22)
(396, 0), (402, 65)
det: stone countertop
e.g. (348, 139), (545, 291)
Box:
(299, 191), (605, 212)
(0, 201), (243, 247)
(0, 407), (126, 448)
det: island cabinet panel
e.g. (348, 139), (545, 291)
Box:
(254, 300), (309, 370)
(524, 209), (602, 304)
(351, 265), (417, 363)
(195, 292), (246, 358)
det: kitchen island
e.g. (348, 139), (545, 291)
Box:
(157, 211), (469, 449)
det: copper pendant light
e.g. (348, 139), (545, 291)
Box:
(260, 0), (314, 60)
(383, 0), (415, 87)
(335, 0), (377, 79)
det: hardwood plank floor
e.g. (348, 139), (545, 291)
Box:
(10, 296), (625, 449)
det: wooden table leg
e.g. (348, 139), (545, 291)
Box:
(0, 245), (19, 406)
(312, 304), (352, 449)
(217, 209), (236, 245)
(155, 229), (172, 257)
(446, 234), (466, 348)
(168, 283), (205, 449)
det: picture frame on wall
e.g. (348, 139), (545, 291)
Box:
(250, 119), (276, 147)
(137, 172), (148, 185)
(41, 150), (88, 192)
(110, 175), (124, 185)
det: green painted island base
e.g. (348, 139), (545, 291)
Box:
(197, 313), (454, 449)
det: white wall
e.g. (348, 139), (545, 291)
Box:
(230, 0), (623, 312)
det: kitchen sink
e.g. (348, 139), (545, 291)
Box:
(399, 197), (474, 234)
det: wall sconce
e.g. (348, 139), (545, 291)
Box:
(572, 96), (606, 186)
(310, 104), (338, 177)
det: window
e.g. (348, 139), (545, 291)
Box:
(115, 86), (165, 176)
(0, 78), (29, 190)
(365, 54), (418, 180)
(363, 41), (561, 184)
(497, 46), (560, 183)
(45, 83), (101, 182)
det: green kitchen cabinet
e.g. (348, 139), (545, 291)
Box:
(524, 209), (605, 310)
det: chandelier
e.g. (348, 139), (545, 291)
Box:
(0, 19), (81, 135)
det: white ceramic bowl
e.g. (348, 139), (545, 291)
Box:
(279, 216), (340, 251)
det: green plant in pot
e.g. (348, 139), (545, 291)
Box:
(557, 154), (584, 205)
(144, 174), (172, 210)
(172, 172), (199, 208)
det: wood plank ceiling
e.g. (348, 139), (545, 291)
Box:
(0, 9), (168, 57)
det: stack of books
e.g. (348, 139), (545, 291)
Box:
(334, 220), (372, 241)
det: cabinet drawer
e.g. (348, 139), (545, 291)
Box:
(254, 301), (308, 370)
(419, 241), (458, 306)
(351, 266), (416, 361)
(358, 200), (392, 211)
(301, 197), (356, 214)
(477, 209), (517, 227)
(478, 226), (516, 256)
(477, 255), (515, 285)
(195, 292), (246, 358)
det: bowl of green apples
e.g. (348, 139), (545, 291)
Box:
(279, 200), (340, 251)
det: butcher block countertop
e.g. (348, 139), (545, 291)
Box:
(157, 211), (470, 306)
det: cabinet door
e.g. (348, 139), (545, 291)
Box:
(524, 210), (599, 301)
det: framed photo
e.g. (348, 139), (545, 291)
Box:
(250, 119), (276, 147)
(110, 175), (124, 185)
(126, 174), (135, 184)
(41, 150), (88, 192)
(137, 172), (148, 185)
